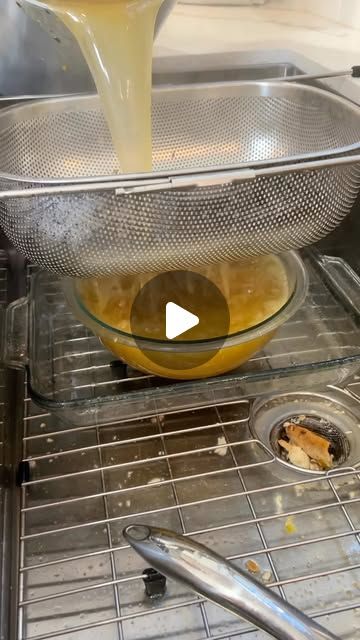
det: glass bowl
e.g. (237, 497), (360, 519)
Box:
(65, 252), (308, 380)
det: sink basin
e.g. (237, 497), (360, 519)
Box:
(0, 52), (359, 640)
(1, 236), (360, 640)
(153, 62), (302, 85)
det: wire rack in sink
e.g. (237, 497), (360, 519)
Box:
(4, 250), (360, 639)
(19, 393), (360, 640)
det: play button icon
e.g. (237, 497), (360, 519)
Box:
(166, 302), (199, 340)
(130, 269), (230, 372)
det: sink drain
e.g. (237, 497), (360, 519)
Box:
(270, 415), (350, 469)
(250, 389), (360, 475)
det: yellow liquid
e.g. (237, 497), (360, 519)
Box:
(77, 255), (290, 379)
(49, 0), (162, 172)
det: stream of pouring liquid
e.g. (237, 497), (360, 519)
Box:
(49, 0), (162, 172)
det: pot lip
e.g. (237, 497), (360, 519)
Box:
(64, 252), (309, 354)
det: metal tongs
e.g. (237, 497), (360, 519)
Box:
(124, 524), (340, 640)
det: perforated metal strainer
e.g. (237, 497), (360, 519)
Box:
(0, 82), (360, 277)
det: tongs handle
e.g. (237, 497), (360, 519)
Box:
(124, 524), (340, 640)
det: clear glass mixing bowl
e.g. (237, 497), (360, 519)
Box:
(64, 252), (308, 380)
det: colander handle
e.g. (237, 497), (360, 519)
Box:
(0, 296), (28, 369)
(1, 153), (360, 200)
(271, 66), (360, 83)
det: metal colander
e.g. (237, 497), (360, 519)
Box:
(0, 81), (360, 277)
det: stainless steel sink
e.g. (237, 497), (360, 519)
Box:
(1, 271), (360, 640)
(153, 62), (302, 85)
(14, 390), (360, 640)
(1, 204), (360, 640)
(0, 36), (359, 640)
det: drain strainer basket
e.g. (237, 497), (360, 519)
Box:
(0, 82), (360, 276)
(250, 389), (360, 474)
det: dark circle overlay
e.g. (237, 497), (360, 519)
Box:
(130, 270), (230, 370)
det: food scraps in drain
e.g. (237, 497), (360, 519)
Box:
(278, 423), (333, 471)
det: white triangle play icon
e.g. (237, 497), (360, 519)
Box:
(166, 302), (199, 340)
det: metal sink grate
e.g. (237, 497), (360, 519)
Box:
(18, 395), (360, 640)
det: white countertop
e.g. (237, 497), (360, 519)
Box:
(155, 4), (360, 100)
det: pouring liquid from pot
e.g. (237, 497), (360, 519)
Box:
(47, 0), (163, 172)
